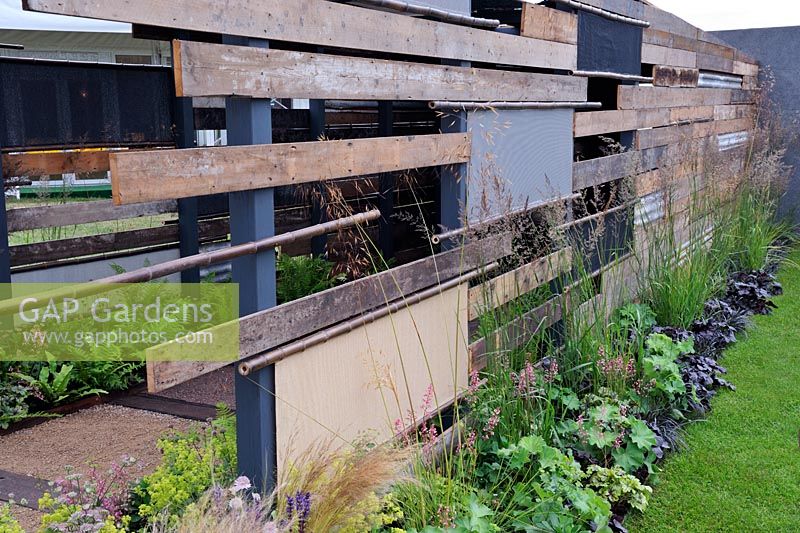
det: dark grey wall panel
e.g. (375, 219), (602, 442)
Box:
(0, 58), (174, 150)
(715, 27), (800, 222)
(578, 11), (642, 75)
(466, 109), (573, 222)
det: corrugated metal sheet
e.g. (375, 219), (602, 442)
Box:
(466, 108), (573, 222)
(635, 191), (664, 225)
(718, 131), (749, 151)
(698, 72), (743, 89)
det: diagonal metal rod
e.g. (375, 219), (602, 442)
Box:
(238, 261), (500, 375)
(0, 209), (381, 317)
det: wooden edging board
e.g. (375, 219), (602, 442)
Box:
(23, 0), (577, 70)
(520, 3), (577, 45)
(7, 200), (177, 232)
(172, 40), (586, 101)
(110, 133), (471, 205)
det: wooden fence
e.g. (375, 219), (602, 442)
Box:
(16, 0), (759, 486)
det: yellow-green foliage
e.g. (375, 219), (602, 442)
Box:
(38, 493), (129, 533)
(337, 492), (404, 532)
(136, 406), (237, 526)
(0, 504), (24, 533)
(583, 465), (652, 513)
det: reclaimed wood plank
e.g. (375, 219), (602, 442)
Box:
(110, 133), (471, 204)
(7, 200), (177, 232)
(652, 65), (699, 87)
(148, 234), (513, 391)
(574, 109), (670, 137)
(173, 40), (585, 101)
(714, 104), (754, 121)
(642, 3), (699, 40)
(2, 150), (109, 178)
(618, 86), (732, 109)
(23, 0), (577, 70)
(669, 105), (715, 123)
(733, 60), (759, 77)
(520, 3), (577, 45)
(642, 43), (696, 68)
(696, 52), (735, 73)
(468, 247), (572, 319)
(10, 219), (228, 267)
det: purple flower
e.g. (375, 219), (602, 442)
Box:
(287, 491), (312, 533)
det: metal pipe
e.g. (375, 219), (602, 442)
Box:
(0, 43), (24, 50)
(571, 70), (653, 83)
(0, 209), (381, 317)
(429, 100), (602, 111)
(544, 0), (651, 27)
(238, 261), (500, 375)
(348, 0), (501, 28)
(430, 194), (581, 244)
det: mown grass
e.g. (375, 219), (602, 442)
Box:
(629, 248), (800, 532)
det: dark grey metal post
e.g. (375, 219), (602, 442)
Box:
(174, 96), (200, 283)
(0, 146), (11, 284)
(224, 35), (277, 493)
(309, 99), (327, 256)
(378, 101), (395, 260)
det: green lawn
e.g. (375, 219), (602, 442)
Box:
(629, 249), (800, 532)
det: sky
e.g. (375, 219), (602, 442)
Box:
(1, 0), (800, 33)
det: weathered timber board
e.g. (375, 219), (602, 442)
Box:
(23, 0), (577, 70)
(3, 150), (110, 178)
(617, 86), (733, 109)
(173, 40), (586, 101)
(10, 219), (228, 266)
(468, 247), (572, 320)
(572, 148), (664, 191)
(652, 65), (699, 87)
(642, 43), (696, 68)
(520, 3), (577, 45)
(110, 133), (471, 204)
(574, 109), (670, 137)
(7, 200), (177, 232)
(147, 234), (513, 392)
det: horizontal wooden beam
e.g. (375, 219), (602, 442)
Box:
(468, 247), (572, 320)
(642, 3), (698, 40)
(520, 3), (577, 45)
(572, 146), (665, 191)
(618, 86), (733, 109)
(10, 219), (228, 267)
(652, 65), (699, 87)
(7, 200), (177, 232)
(110, 133), (470, 204)
(635, 117), (752, 150)
(148, 234), (513, 391)
(642, 43), (696, 68)
(23, 0), (576, 70)
(173, 40), (586, 101)
(2, 151), (110, 178)
(574, 109), (669, 137)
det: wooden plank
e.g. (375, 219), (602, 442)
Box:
(652, 65), (699, 87)
(110, 133), (471, 205)
(733, 60), (759, 77)
(635, 118), (750, 151)
(275, 283), (468, 467)
(470, 296), (563, 371)
(2, 150), (109, 178)
(642, 43), (696, 68)
(714, 104), (754, 121)
(468, 247), (572, 319)
(23, 0), (577, 70)
(731, 90), (757, 104)
(173, 40), (585, 101)
(10, 218), (228, 266)
(574, 109), (670, 137)
(642, 3), (699, 40)
(669, 105), (715, 123)
(643, 28), (674, 48)
(7, 200), (177, 232)
(147, 234), (513, 392)
(572, 148), (664, 190)
(520, 3), (577, 45)
(696, 52), (734, 73)
(618, 86), (732, 109)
